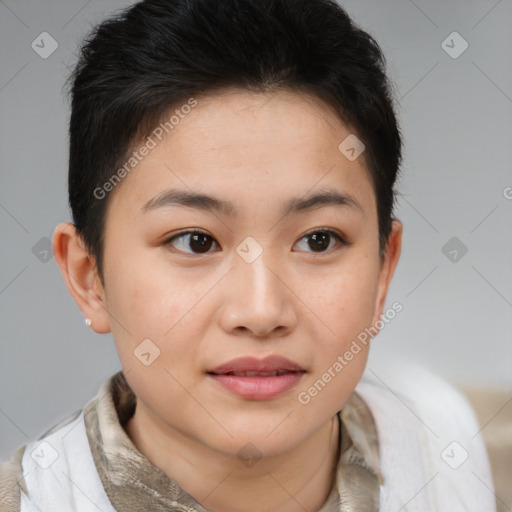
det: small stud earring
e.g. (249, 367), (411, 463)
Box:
(85, 318), (92, 328)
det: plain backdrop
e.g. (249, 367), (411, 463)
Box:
(1, 0), (511, 461)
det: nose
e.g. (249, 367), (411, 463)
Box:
(218, 248), (297, 339)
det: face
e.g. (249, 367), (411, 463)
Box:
(91, 88), (400, 457)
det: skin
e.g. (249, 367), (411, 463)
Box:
(53, 88), (402, 512)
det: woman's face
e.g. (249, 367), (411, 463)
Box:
(89, 88), (401, 458)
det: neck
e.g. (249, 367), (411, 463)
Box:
(125, 404), (340, 512)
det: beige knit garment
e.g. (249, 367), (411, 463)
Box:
(0, 371), (382, 511)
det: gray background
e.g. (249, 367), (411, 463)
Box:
(1, 0), (511, 461)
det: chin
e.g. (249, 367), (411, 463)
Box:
(207, 413), (311, 456)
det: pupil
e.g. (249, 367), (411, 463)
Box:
(309, 232), (329, 252)
(187, 232), (331, 253)
(191, 234), (212, 253)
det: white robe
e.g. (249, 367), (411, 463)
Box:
(0, 364), (496, 512)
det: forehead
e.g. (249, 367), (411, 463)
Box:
(106, 88), (375, 220)
(177, 88), (352, 158)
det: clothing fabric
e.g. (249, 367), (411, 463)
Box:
(0, 371), (380, 512)
(0, 364), (496, 512)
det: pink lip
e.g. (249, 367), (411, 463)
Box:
(209, 355), (305, 374)
(207, 355), (306, 400)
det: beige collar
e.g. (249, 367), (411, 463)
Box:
(83, 371), (381, 511)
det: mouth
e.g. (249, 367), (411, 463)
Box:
(208, 354), (305, 374)
(207, 355), (306, 400)
(213, 370), (298, 377)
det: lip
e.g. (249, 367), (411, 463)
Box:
(209, 355), (305, 374)
(207, 355), (306, 400)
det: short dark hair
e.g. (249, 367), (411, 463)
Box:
(67, 0), (402, 285)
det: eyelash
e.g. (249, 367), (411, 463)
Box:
(162, 228), (349, 256)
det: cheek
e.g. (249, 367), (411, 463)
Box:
(298, 271), (376, 412)
(299, 255), (379, 405)
(104, 251), (209, 374)
(304, 256), (380, 341)
(107, 245), (203, 331)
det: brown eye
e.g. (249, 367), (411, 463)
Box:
(164, 228), (348, 256)
(165, 231), (219, 254)
(294, 229), (347, 253)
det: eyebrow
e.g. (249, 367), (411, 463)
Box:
(141, 187), (363, 217)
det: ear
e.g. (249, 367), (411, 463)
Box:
(371, 219), (403, 326)
(52, 222), (111, 334)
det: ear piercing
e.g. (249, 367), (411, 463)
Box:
(85, 318), (92, 328)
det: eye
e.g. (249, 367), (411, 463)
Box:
(293, 229), (348, 253)
(163, 228), (348, 256)
(164, 230), (220, 255)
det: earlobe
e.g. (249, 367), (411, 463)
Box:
(372, 220), (403, 328)
(52, 222), (111, 334)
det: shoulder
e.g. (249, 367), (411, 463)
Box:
(0, 409), (83, 512)
(0, 372), (121, 512)
(0, 445), (26, 512)
(355, 362), (497, 512)
(356, 362), (478, 437)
